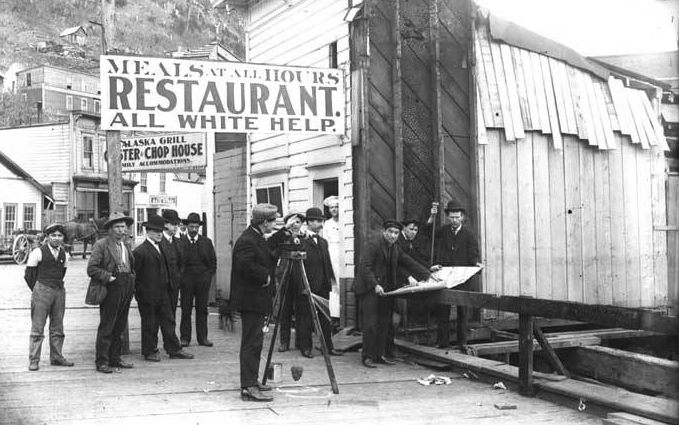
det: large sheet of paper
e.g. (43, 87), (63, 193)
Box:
(384, 266), (483, 297)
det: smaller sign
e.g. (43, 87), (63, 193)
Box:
(120, 133), (206, 172)
(149, 194), (177, 207)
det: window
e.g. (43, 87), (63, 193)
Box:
(66, 95), (73, 110)
(76, 192), (95, 221)
(80, 98), (87, 111)
(255, 185), (283, 215)
(4, 204), (17, 236)
(136, 208), (145, 235)
(140, 172), (147, 193)
(159, 173), (166, 193)
(329, 41), (338, 68)
(94, 99), (100, 113)
(81, 80), (87, 92)
(66, 75), (72, 89)
(26, 73), (31, 87)
(83, 136), (93, 168)
(23, 204), (35, 230)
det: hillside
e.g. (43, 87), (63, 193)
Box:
(0, 0), (245, 74)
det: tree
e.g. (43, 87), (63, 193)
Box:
(0, 92), (42, 127)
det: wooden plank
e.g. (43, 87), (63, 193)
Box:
(593, 150), (614, 305)
(540, 55), (563, 149)
(517, 133), (537, 296)
(621, 137), (641, 307)
(466, 334), (601, 356)
(532, 133), (553, 299)
(636, 149), (655, 307)
(631, 90), (659, 147)
(625, 88), (651, 149)
(501, 136), (520, 296)
(533, 325), (570, 377)
(491, 42), (518, 141)
(548, 58), (571, 135)
(568, 67), (589, 141)
(477, 27), (504, 127)
(603, 82), (621, 132)
(638, 90), (671, 151)
(608, 76), (633, 137)
(663, 174), (677, 306)
(429, 0), (444, 220)
(518, 314), (534, 396)
(548, 137), (568, 300)
(557, 61), (579, 136)
(510, 46), (533, 130)
(579, 143), (598, 303)
(476, 87), (489, 144)
(594, 80), (618, 150)
(392, 0), (403, 221)
(473, 28), (496, 127)
(520, 49), (541, 131)
(483, 131), (503, 296)
(607, 412), (672, 425)
(612, 78), (641, 144)
(564, 136), (583, 301)
(530, 51), (551, 134)
(608, 136), (628, 306)
(568, 345), (679, 398)
(582, 73), (605, 148)
(577, 72), (598, 146)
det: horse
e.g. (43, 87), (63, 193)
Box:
(63, 218), (107, 259)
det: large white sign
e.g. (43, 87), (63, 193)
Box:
(101, 55), (345, 134)
(120, 133), (206, 172)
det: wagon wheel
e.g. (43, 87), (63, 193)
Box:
(12, 234), (30, 265)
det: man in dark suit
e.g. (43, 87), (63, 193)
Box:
(297, 207), (343, 358)
(425, 201), (481, 348)
(160, 209), (183, 318)
(355, 220), (431, 368)
(230, 203), (291, 402)
(133, 215), (193, 362)
(277, 211), (305, 353)
(87, 212), (136, 373)
(178, 212), (217, 347)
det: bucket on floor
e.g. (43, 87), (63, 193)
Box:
(266, 362), (282, 382)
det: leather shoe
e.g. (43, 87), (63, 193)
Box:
(180, 339), (190, 347)
(376, 356), (396, 366)
(256, 382), (272, 392)
(169, 350), (194, 359)
(144, 353), (161, 362)
(198, 339), (213, 347)
(278, 343), (289, 352)
(301, 349), (314, 358)
(28, 361), (39, 371)
(241, 386), (273, 402)
(362, 357), (377, 368)
(110, 360), (134, 369)
(96, 364), (113, 374)
(50, 358), (74, 367)
(328, 349), (343, 356)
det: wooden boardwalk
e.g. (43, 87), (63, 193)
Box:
(0, 259), (601, 424)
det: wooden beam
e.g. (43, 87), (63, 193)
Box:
(392, 0), (403, 221)
(533, 324), (570, 377)
(518, 314), (534, 396)
(464, 334), (601, 356)
(425, 289), (679, 335)
(429, 0), (444, 204)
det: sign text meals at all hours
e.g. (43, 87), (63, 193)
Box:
(100, 55), (346, 134)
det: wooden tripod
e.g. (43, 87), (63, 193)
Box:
(262, 248), (339, 394)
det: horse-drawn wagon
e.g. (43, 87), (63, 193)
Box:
(0, 230), (45, 264)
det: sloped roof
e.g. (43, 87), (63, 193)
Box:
(592, 51), (679, 92)
(59, 26), (86, 37)
(0, 150), (51, 196)
(474, 17), (668, 152)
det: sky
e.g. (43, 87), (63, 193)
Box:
(475, 0), (678, 57)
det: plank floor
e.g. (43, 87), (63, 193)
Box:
(0, 258), (601, 424)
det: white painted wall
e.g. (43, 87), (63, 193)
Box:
(0, 164), (44, 233)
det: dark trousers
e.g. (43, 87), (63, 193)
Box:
(239, 311), (265, 389)
(359, 291), (393, 360)
(168, 284), (179, 319)
(180, 272), (210, 343)
(278, 285), (297, 348)
(95, 273), (134, 367)
(297, 292), (333, 352)
(29, 282), (66, 363)
(138, 298), (182, 357)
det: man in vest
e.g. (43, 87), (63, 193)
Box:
(179, 213), (217, 347)
(160, 209), (183, 318)
(24, 223), (73, 371)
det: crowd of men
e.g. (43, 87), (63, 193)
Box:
(23, 199), (480, 403)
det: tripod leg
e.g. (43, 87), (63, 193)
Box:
(299, 260), (339, 394)
(262, 260), (291, 386)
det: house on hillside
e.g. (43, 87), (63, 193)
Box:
(15, 65), (100, 120)
(1, 63), (24, 93)
(59, 26), (87, 46)
(215, 0), (674, 328)
(0, 112), (136, 225)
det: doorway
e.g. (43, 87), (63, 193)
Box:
(313, 178), (338, 216)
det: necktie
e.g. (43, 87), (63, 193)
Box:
(312, 235), (318, 244)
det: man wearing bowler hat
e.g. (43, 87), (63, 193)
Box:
(276, 211), (305, 353)
(133, 215), (193, 362)
(178, 212), (217, 347)
(87, 212), (136, 373)
(355, 220), (431, 368)
(24, 223), (73, 371)
(160, 209), (183, 317)
(425, 201), (481, 348)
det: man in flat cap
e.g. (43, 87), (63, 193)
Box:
(134, 215), (193, 362)
(160, 209), (183, 318)
(24, 223), (72, 371)
(355, 220), (431, 368)
(425, 201), (481, 348)
(178, 212), (217, 347)
(230, 203), (292, 401)
(87, 212), (136, 373)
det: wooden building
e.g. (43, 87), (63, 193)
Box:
(59, 26), (87, 46)
(221, 0), (674, 327)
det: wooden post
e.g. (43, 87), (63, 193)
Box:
(101, 0), (129, 354)
(533, 324), (570, 377)
(456, 305), (468, 349)
(518, 313), (535, 396)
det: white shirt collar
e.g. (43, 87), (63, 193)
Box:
(146, 237), (161, 252)
(452, 224), (462, 235)
(163, 231), (174, 242)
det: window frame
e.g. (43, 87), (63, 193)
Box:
(80, 98), (87, 111)
(66, 95), (73, 110)
(82, 135), (94, 169)
(254, 183), (284, 216)
(159, 173), (166, 193)
(140, 172), (148, 193)
(22, 204), (36, 230)
(4, 203), (17, 236)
